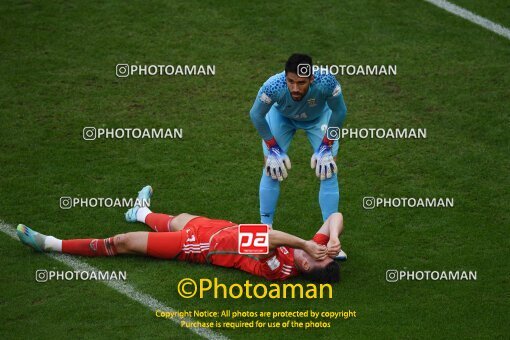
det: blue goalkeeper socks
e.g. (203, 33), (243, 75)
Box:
(319, 173), (339, 221)
(260, 170), (338, 224)
(259, 169), (280, 225)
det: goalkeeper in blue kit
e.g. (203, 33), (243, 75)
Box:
(250, 53), (347, 227)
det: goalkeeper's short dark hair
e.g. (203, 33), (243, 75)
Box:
(301, 261), (340, 283)
(285, 53), (313, 75)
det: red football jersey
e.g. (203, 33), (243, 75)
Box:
(174, 217), (329, 281)
(207, 226), (299, 281)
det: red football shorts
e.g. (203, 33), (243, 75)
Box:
(146, 216), (236, 263)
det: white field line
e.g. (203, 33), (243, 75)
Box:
(0, 221), (228, 340)
(424, 0), (510, 40)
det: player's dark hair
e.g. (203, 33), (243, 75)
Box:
(285, 53), (313, 75)
(302, 261), (340, 283)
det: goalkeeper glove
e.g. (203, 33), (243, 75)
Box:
(264, 137), (291, 181)
(311, 136), (337, 180)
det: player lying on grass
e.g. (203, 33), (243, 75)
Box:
(17, 186), (346, 283)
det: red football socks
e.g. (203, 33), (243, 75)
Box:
(144, 213), (173, 232)
(62, 237), (117, 256)
(60, 213), (174, 256)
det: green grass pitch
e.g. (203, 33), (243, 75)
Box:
(0, 0), (508, 338)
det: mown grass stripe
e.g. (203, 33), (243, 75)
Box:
(0, 221), (228, 340)
(424, 0), (510, 40)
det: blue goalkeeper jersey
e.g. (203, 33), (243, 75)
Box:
(249, 70), (347, 141)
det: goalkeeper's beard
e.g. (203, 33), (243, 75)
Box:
(291, 92), (303, 101)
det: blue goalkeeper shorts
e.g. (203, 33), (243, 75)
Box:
(261, 107), (339, 156)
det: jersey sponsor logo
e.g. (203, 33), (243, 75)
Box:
(266, 255), (280, 271)
(332, 84), (342, 97)
(260, 93), (272, 104)
(293, 112), (308, 119)
(238, 224), (269, 254)
(186, 235), (196, 243)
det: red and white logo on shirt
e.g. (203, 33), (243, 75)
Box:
(238, 224), (269, 254)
